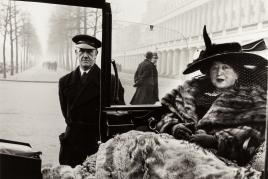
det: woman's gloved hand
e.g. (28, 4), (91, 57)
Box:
(190, 134), (218, 148)
(171, 123), (193, 140)
(156, 113), (179, 134)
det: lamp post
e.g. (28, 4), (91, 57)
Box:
(113, 19), (188, 48)
(148, 24), (189, 49)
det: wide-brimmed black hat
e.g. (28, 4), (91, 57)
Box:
(183, 26), (268, 74)
(72, 34), (101, 49)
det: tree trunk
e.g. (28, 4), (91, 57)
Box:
(20, 50), (23, 72)
(83, 7), (87, 34)
(76, 7), (81, 34)
(70, 41), (73, 70)
(61, 46), (65, 69)
(9, 0), (14, 76)
(14, 1), (19, 73)
(3, 30), (7, 79)
(2, 1), (10, 78)
(66, 38), (70, 70)
(23, 37), (26, 71)
(58, 47), (61, 67)
(93, 9), (99, 37)
(26, 41), (29, 69)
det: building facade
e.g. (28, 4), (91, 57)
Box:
(113, 0), (268, 78)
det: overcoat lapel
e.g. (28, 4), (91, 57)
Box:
(70, 65), (100, 110)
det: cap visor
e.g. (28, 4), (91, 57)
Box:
(75, 44), (96, 49)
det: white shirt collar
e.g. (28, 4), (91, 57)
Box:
(79, 67), (90, 76)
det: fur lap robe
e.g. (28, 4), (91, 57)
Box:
(42, 154), (97, 179)
(41, 131), (265, 179)
(159, 76), (267, 165)
(96, 130), (262, 179)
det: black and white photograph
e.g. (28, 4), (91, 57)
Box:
(0, 0), (267, 178)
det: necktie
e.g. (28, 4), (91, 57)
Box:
(81, 72), (87, 84)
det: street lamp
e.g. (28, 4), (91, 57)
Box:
(113, 19), (189, 49)
(148, 24), (189, 49)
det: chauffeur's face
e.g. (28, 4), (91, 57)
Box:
(210, 61), (238, 89)
(76, 48), (97, 70)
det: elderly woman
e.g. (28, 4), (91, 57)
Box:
(156, 26), (267, 166)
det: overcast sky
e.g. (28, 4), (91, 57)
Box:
(16, 0), (148, 54)
(108, 0), (149, 22)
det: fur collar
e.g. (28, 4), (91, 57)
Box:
(161, 77), (267, 131)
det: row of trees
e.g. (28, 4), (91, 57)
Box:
(47, 6), (102, 71)
(0, 0), (41, 78)
(0, 2), (103, 78)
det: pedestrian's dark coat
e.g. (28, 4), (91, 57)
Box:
(58, 64), (124, 167)
(130, 59), (159, 104)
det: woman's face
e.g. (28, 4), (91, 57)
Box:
(210, 61), (238, 89)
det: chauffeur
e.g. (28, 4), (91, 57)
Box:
(58, 35), (125, 167)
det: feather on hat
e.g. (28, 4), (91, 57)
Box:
(183, 26), (268, 74)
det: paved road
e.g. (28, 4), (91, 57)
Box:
(0, 65), (182, 165)
(0, 66), (68, 165)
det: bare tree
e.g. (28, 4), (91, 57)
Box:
(92, 9), (101, 37)
(0, 0), (10, 78)
(9, 0), (14, 76)
(47, 6), (78, 70)
(83, 7), (87, 34)
(47, 6), (103, 71)
(81, 8), (102, 37)
(76, 7), (81, 34)
(13, 1), (19, 73)
(17, 12), (41, 70)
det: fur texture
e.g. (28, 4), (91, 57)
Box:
(159, 77), (266, 164)
(96, 130), (262, 179)
(41, 131), (265, 179)
(41, 154), (97, 179)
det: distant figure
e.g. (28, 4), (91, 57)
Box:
(130, 51), (159, 104)
(58, 34), (125, 167)
(42, 61), (57, 71)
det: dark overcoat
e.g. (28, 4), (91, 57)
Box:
(130, 59), (159, 104)
(58, 64), (124, 167)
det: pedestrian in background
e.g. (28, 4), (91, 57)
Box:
(58, 34), (125, 167)
(130, 51), (159, 104)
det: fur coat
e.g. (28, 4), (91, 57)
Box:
(158, 76), (267, 164)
